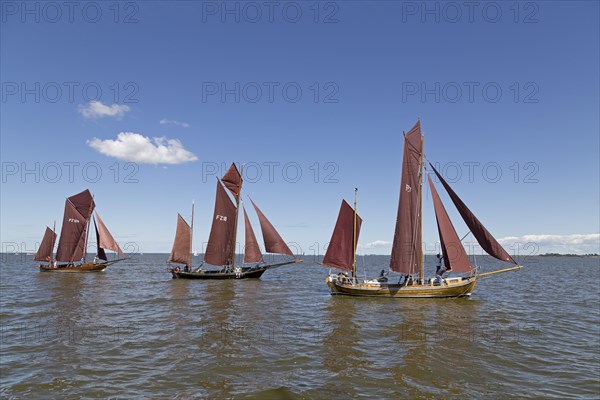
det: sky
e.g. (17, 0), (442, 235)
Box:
(1, 0), (599, 257)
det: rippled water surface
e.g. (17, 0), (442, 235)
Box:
(1, 255), (599, 399)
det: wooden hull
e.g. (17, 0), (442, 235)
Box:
(326, 275), (477, 298)
(171, 260), (302, 280)
(39, 262), (107, 272)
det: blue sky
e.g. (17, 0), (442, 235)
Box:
(1, 1), (599, 256)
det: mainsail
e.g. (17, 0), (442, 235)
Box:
(430, 164), (516, 264)
(428, 176), (472, 273)
(390, 121), (423, 275)
(169, 213), (192, 266)
(243, 206), (263, 263)
(322, 200), (362, 271)
(205, 180), (237, 266)
(94, 212), (124, 261)
(250, 198), (294, 257)
(55, 189), (95, 262)
(34, 227), (57, 262)
(222, 163), (242, 202)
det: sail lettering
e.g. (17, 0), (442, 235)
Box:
(215, 215), (228, 222)
(405, 184), (412, 192)
(68, 218), (80, 223)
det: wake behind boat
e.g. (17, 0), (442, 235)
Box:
(170, 163), (302, 279)
(36, 189), (126, 272)
(323, 120), (522, 298)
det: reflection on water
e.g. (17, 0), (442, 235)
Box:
(1, 255), (599, 398)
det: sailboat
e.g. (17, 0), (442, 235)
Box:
(37, 189), (125, 272)
(323, 120), (522, 297)
(170, 163), (303, 279)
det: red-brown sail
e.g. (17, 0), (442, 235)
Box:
(222, 163), (242, 202)
(34, 227), (57, 262)
(390, 121), (423, 275)
(55, 191), (94, 263)
(95, 212), (124, 259)
(169, 213), (192, 266)
(430, 164), (517, 264)
(249, 198), (294, 257)
(243, 206), (263, 263)
(428, 176), (472, 273)
(322, 200), (362, 271)
(94, 217), (108, 261)
(205, 180), (237, 266)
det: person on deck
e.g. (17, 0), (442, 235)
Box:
(435, 253), (446, 285)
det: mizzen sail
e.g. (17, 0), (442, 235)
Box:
(169, 213), (192, 265)
(34, 227), (57, 262)
(250, 198), (294, 257)
(322, 200), (362, 271)
(205, 180), (237, 266)
(243, 206), (263, 263)
(430, 164), (516, 264)
(390, 121), (423, 275)
(55, 189), (95, 263)
(428, 176), (472, 273)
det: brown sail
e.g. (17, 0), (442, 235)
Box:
(169, 213), (192, 265)
(95, 212), (124, 258)
(322, 200), (362, 271)
(94, 217), (108, 261)
(249, 198), (294, 257)
(390, 121), (423, 275)
(34, 227), (57, 262)
(428, 176), (472, 273)
(205, 180), (237, 266)
(243, 206), (263, 263)
(222, 163), (242, 202)
(55, 193), (94, 263)
(430, 164), (516, 264)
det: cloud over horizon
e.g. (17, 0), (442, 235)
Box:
(160, 118), (190, 128)
(87, 132), (198, 164)
(79, 101), (130, 119)
(498, 234), (600, 255)
(358, 240), (392, 249)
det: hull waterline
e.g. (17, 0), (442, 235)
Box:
(39, 262), (108, 272)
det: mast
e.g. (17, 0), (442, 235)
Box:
(352, 188), (358, 280)
(419, 133), (424, 282)
(82, 194), (95, 263)
(230, 164), (243, 269)
(52, 221), (56, 262)
(190, 201), (195, 267)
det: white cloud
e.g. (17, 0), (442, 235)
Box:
(498, 234), (600, 255)
(87, 132), (198, 164)
(160, 118), (190, 128)
(358, 240), (392, 249)
(79, 101), (130, 119)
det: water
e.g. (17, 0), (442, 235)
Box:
(1, 254), (599, 399)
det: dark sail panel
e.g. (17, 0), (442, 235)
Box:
(34, 227), (57, 262)
(222, 163), (242, 202)
(94, 218), (108, 261)
(95, 212), (124, 257)
(243, 206), (263, 263)
(169, 214), (192, 265)
(55, 201), (88, 262)
(428, 176), (472, 273)
(390, 121), (423, 274)
(205, 180), (237, 266)
(250, 199), (294, 257)
(430, 164), (517, 264)
(322, 200), (362, 271)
